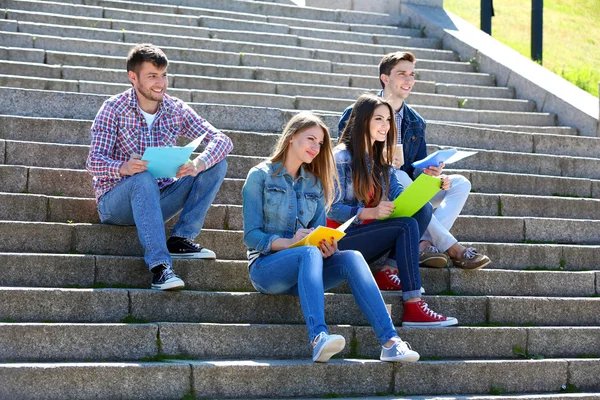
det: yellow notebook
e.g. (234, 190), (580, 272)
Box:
(288, 216), (356, 248)
(382, 174), (442, 219)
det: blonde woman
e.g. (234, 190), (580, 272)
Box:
(242, 112), (419, 363)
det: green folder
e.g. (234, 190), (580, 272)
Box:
(382, 174), (442, 219)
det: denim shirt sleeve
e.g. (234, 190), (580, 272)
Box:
(388, 166), (405, 200)
(338, 104), (354, 137)
(242, 168), (280, 254)
(328, 154), (364, 225)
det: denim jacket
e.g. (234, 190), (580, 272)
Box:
(328, 147), (403, 225)
(242, 160), (325, 255)
(338, 96), (427, 180)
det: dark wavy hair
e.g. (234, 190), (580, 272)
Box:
(337, 94), (396, 205)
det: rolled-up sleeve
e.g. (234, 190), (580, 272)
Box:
(181, 103), (233, 170)
(328, 160), (363, 224)
(242, 168), (280, 254)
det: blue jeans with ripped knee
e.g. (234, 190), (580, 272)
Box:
(249, 247), (398, 344)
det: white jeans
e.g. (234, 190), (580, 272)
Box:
(394, 170), (471, 252)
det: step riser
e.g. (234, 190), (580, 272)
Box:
(4, 165), (599, 204)
(4, 214), (600, 257)
(2, 323), (599, 361)
(4, 287), (600, 326)
(1, 359), (598, 399)
(0, 252), (597, 297)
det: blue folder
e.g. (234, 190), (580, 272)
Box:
(141, 133), (206, 178)
(411, 148), (457, 169)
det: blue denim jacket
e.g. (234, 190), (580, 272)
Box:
(242, 160), (325, 255)
(338, 96), (427, 180)
(328, 147), (403, 225)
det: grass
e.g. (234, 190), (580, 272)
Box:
(444, 0), (600, 97)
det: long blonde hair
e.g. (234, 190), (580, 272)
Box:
(337, 94), (396, 205)
(271, 112), (339, 209)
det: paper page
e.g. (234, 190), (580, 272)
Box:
(336, 216), (356, 232)
(444, 150), (477, 165)
(184, 132), (208, 149)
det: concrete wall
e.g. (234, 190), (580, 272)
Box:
(402, 4), (599, 137)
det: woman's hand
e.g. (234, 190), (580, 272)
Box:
(424, 162), (445, 177)
(293, 228), (314, 242)
(440, 174), (450, 191)
(372, 201), (396, 219)
(319, 237), (338, 258)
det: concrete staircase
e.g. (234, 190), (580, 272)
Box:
(1, 0), (599, 398)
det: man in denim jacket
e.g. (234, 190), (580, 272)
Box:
(86, 44), (232, 290)
(339, 52), (490, 290)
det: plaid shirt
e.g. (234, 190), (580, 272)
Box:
(86, 88), (233, 201)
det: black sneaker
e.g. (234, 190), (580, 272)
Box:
(151, 264), (185, 290)
(167, 237), (216, 259)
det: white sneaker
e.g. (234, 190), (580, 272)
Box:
(380, 338), (420, 362)
(312, 332), (345, 363)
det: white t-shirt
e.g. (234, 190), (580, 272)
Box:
(139, 109), (157, 132)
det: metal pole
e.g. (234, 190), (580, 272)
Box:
(531, 0), (543, 62)
(480, 0), (493, 35)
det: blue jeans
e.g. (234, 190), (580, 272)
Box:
(97, 160), (227, 269)
(338, 205), (431, 301)
(249, 247), (398, 345)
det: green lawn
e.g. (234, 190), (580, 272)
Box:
(444, 0), (600, 97)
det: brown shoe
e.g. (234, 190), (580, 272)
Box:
(419, 246), (449, 268)
(450, 247), (490, 270)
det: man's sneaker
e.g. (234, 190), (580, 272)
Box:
(167, 236), (216, 259)
(151, 264), (185, 290)
(380, 338), (420, 362)
(419, 245), (449, 268)
(312, 332), (346, 363)
(450, 247), (491, 270)
(402, 300), (458, 328)
(374, 269), (425, 294)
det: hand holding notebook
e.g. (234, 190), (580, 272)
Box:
(288, 216), (356, 248)
(380, 174), (442, 219)
(141, 132), (207, 178)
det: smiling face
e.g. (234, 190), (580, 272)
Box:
(380, 59), (415, 104)
(369, 104), (392, 144)
(287, 124), (325, 167)
(127, 61), (168, 113)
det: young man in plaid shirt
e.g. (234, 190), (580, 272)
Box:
(86, 44), (233, 290)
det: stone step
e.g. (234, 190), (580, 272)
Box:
(4, 183), (600, 225)
(1, 215), (600, 261)
(0, 87), (557, 128)
(6, 10), (441, 54)
(55, 0), (422, 37)
(2, 358), (597, 399)
(0, 75), (538, 116)
(1, 115), (586, 162)
(1, 23), (458, 66)
(1, 286), (600, 327)
(10, 135), (600, 183)
(3, 164), (599, 207)
(1, 55), (513, 102)
(2, 322), (599, 362)
(0, 251), (597, 297)
(427, 123), (600, 159)
(443, 121), (579, 136)
(3, 0), (406, 26)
